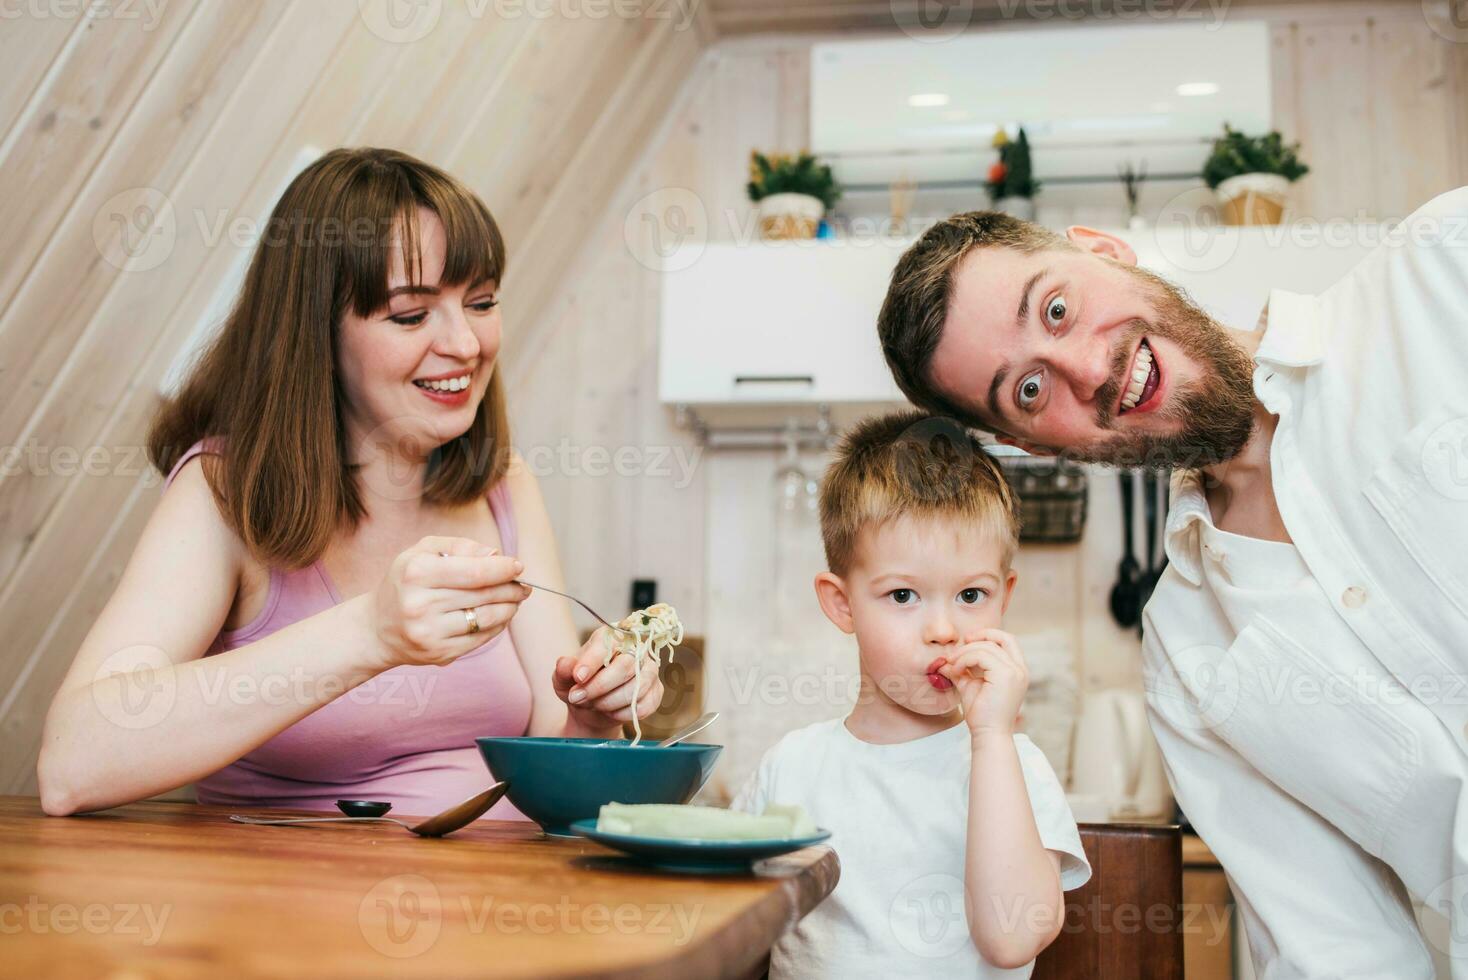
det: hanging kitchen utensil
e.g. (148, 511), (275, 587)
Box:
(1156, 471), (1171, 577)
(1135, 470), (1173, 637)
(1136, 470), (1159, 636)
(1108, 470), (1143, 628)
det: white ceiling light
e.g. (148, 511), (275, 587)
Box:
(907, 92), (950, 107)
(1176, 81), (1220, 96)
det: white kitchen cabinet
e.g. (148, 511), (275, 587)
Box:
(658, 239), (908, 406)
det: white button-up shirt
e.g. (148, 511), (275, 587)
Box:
(1142, 186), (1468, 978)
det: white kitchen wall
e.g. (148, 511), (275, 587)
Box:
(506, 9), (1468, 801)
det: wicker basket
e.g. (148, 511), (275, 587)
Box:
(999, 456), (1089, 543)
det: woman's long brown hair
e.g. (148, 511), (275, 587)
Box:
(148, 147), (512, 570)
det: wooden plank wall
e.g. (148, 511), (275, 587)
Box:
(0, 0), (711, 794)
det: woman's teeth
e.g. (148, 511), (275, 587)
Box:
(1120, 341), (1155, 413)
(414, 374), (470, 392)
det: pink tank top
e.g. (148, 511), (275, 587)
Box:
(164, 438), (533, 820)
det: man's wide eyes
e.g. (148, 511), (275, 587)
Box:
(1044, 294), (1067, 327)
(1017, 372), (1043, 410)
(1012, 294), (1067, 412)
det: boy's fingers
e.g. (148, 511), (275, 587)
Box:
(960, 639), (1022, 674)
(944, 644), (1024, 681)
(939, 656), (988, 680)
(976, 628), (1024, 660)
(950, 642), (1006, 669)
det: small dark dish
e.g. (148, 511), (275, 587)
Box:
(336, 799), (392, 818)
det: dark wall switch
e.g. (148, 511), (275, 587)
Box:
(630, 579), (657, 612)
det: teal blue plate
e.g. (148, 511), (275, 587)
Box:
(568, 819), (832, 874)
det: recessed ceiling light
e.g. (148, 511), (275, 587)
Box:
(1176, 82), (1220, 97)
(908, 93), (951, 108)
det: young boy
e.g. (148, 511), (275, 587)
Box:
(732, 410), (1091, 978)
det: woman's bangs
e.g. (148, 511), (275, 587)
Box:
(432, 187), (505, 293)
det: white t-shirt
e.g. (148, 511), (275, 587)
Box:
(732, 717), (1091, 980)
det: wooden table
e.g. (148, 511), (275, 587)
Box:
(0, 796), (838, 978)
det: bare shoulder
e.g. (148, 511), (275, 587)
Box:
(163, 455), (269, 628)
(159, 454), (245, 563)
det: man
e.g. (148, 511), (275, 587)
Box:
(876, 187), (1468, 977)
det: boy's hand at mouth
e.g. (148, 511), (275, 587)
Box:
(933, 628), (1028, 738)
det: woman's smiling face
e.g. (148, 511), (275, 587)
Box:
(337, 206), (501, 459)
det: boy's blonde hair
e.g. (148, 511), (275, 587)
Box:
(819, 411), (1021, 575)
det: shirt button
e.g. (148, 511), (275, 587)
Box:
(1342, 586), (1368, 608)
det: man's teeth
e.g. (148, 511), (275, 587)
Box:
(1120, 342), (1154, 412)
(414, 375), (470, 392)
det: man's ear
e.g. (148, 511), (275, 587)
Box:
(814, 571), (856, 634)
(1065, 225), (1137, 266)
(994, 434), (1057, 458)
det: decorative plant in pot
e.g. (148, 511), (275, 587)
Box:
(747, 151), (841, 240)
(1201, 124), (1309, 226)
(986, 127), (1039, 220)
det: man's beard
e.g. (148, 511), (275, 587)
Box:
(1060, 265), (1258, 472)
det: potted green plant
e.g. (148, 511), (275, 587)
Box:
(747, 151), (841, 240)
(986, 127), (1040, 220)
(1201, 124), (1309, 226)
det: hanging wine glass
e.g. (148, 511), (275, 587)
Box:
(774, 420), (809, 513)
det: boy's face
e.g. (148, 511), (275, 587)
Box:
(815, 513), (1018, 716)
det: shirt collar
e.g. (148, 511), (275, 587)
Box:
(1162, 468), (1210, 587)
(1252, 288), (1324, 368)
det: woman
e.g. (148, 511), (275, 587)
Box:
(37, 147), (663, 818)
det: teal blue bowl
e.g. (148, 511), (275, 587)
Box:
(475, 737), (723, 837)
